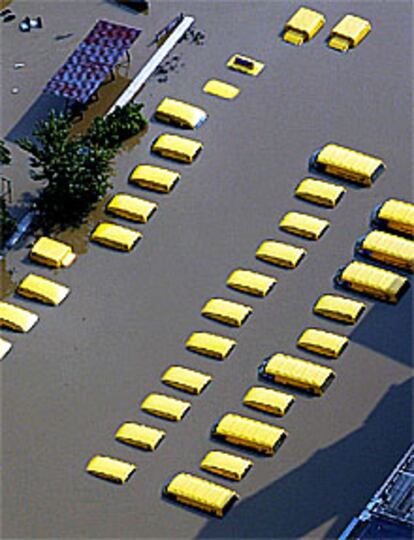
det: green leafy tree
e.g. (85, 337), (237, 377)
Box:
(0, 139), (16, 248)
(0, 140), (12, 165)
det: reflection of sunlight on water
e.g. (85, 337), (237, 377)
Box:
(0, 257), (17, 299)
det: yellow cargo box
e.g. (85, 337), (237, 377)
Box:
(129, 164), (181, 193)
(0, 337), (13, 360)
(313, 294), (366, 324)
(295, 178), (346, 208)
(243, 386), (295, 417)
(226, 268), (277, 297)
(163, 472), (239, 517)
(17, 273), (70, 306)
(0, 301), (39, 332)
(155, 97), (207, 129)
(297, 328), (349, 358)
(310, 143), (385, 186)
(152, 133), (203, 164)
(211, 412), (287, 456)
(282, 6), (325, 46)
(371, 198), (414, 238)
(141, 393), (191, 422)
(328, 14), (371, 52)
(201, 298), (253, 327)
(115, 422), (165, 451)
(256, 239), (307, 269)
(186, 331), (237, 360)
(279, 211), (330, 240)
(161, 365), (212, 395)
(203, 79), (240, 100)
(226, 53), (265, 76)
(356, 230), (414, 272)
(86, 455), (136, 484)
(30, 236), (77, 268)
(106, 193), (157, 223)
(200, 450), (253, 481)
(335, 260), (409, 303)
(259, 352), (336, 395)
(90, 222), (142, 252)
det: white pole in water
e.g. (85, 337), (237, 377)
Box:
(106, 15), (195, 116)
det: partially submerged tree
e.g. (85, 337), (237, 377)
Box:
(0, 139), (16, 249)
(0, 140), (12, 165)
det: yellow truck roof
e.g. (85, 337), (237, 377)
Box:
(129, 164), (181, 193)
(356, 230), (414, 272)
(335, 260), (409, 303)
(313, 294), (366, 324)
(243, 386), (295, 417)
(90, 222), (142, 251)
(201, 298), (253, 327)
(328, 14), (371, 52)
(106, 193), (158, 223)
(226, 268), (277, 297)
(212, 412), (287, 456)
(163, 472), (239, 517)
(115, 422), (165, 451)
(373, 198), (414, 237)
(200, 450), (253, 481)
(141, 393), (191, 421)
(279, 211), (330, 240)
(30, 236), (77, 268)
(203, 79), (240, 100)
(295, 178), (346, 208)
(155, 97), (207, 129)
(226, 53), (265, 76)
(152, 133), (203, 164)
(161, 365), (212, 395)
(297, 328), (349, 358)
(311, 143), (385, 186)
(0, 337), (13, 360)
(0, 301), (39, 332)
(86, 455), (136, 484)
(256, 239), (307, 269)
(17, 273), (70, 306)
(282, 6), (326, 46)
(186, 331), (237, 360)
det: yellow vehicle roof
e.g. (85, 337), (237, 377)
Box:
(115, 422), (165, 451)
(86, 455), (136, 484)
(226, 53), (265, 76)
(30, 236), (77, 268)
(256, 239), (307, 269)
(295, 178), (346, 208)
(17, 273), (70, 306)
(164, 472), (239, 517)
(0, 337), (13, 360)
(141, 393), (191, 421)
(359, 230), (414, 272)
(282, 6), (326, 46)
(161, 365), (212, 395)
(106, 193), (158, 223)
(313, 294), (366, 324)
(279, 211), (330, 240)
(129, 164), (181, 193)
(186, 331), (237, 360)
(226, 268), (277, 297)
(201, 298), (253, 327)
(328, 14), (371, 52)
(260, 353), (335, 395)
(0, 301), (39, 332)
(203, 79), (240, 100)
(297, 328), (349, 358)
(152, 133), (203, 163)
(243, 386), (295, 417)
(200, 450), (253, 481)
(90, 222), (142, 252)
(313, 143), (385, 186)
(212, 413), (287, 456)
(155, 97), (207, 129)
(377, 198), (414, 237)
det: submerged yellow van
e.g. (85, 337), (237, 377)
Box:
(30, 236), (76, 268)
(152, 133), (203, 164)
(200, 450), (253, 481)
(140, 393), (191, 422)
(297, 328), (349, 358)
(355, 230), (414, 272)
(310, 143), (385, 186)
(226, 268), (277, 297)
(90, 222), (142, 251)
(115, 422), (165, 451)
(0, 301), (39, 333)
(129, 164), (181, 193)
(161, 365), (212, 395)
(226, 53), (265, 76)
(313, 294), (366, 324)
(327, 14), (371, 53)
(295, 178), (346, 208)
(155, 97), (207, 129)
(17, 273), (70, 306)
(186, 331), (237, 360)
(242, 386), (295, 416)
(371, 198), (414, 238)
(335, 260), (409, 303)
(201, 297), (253, 327)
(282, 6), (325, 46)
(86, 455), (136, 484)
